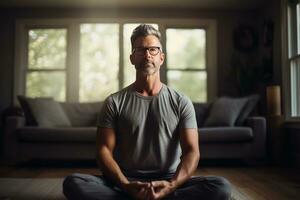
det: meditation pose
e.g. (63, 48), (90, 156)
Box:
(63, 24), (231, 200)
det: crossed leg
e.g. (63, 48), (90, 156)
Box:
(63, 173), (231, 200)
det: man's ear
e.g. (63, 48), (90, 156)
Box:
(130, 54), (134, 65)
(160, 52), (165, 65)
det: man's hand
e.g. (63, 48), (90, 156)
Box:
(122, 180), (176, 200)
(149, 180), (176, 200)
(122, 181), (152, 200)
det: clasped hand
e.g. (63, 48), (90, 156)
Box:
(123, 180), (176, 200)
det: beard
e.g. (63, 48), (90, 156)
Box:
(135, 61), (159, 76)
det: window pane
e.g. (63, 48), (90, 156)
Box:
(297, 3), (300, 54)
(80, 24), (119, 102)
(26, 72), (65, 101)
(28, 29), (66, 69)
(168, 71), (207, 102)
(123, 23), (159, 87)
(291, 58), (300, 117)
(167, 29), (206, 69)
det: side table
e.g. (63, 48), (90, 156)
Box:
(267, 115), (285, 165)
(285, 123), (300, 167)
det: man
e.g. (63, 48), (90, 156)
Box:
(63, 24), (231, 200)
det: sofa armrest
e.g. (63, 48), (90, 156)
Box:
(3, 116), (25, 160)
(245, 116), (267, 158)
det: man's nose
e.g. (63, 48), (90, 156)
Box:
(143, 49), (152, 58)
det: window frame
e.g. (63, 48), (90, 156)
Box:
(282, 0), (300, 120)
(14, 18), (217, 103)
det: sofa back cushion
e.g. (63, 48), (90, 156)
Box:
(204, 97), (248, 127)
(193, 103), (211, 127)
(60, 101), (103, 126)
(26, 98), (71, 127)
(17, 95), (45, 126)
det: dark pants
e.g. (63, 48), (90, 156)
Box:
(63, 173), (231, 200)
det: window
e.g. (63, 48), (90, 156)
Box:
(166, 28), (207, 102)
(287, 0), (300, 117)
(15, 19), (216, 103)
(26, 28), (67, 101)
(80, 24), (119, 102)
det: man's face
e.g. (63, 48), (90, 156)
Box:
(130, 35), (165, 76)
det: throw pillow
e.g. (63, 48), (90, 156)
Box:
(193, 103), (211, 127)
(17, 95), (52, 126)
(236, 94), (260, 125)
(203, 97), (248, 127)
(26, 98), (71, 127)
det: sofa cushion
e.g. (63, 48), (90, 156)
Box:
(17, 127), (97, 142)
(199, 127), (253, 143)
(236, 94), (260, 125)
(17, 96), (52, 126)
(26, 98), (71, 128)
(60, 102), (103, 126)
(204, 97), (248, 127)
(193, 103), (211, 127)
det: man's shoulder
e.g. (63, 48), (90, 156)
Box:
(100, 85), (134, 115)
(162, 84), (191, 103)
(108, 84), (133, 99)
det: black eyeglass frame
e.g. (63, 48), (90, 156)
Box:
(132, 46), (161, 56)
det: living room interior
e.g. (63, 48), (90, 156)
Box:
(0, 0), (299, 199)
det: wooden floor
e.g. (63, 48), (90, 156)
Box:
(0, 160), (299, 200)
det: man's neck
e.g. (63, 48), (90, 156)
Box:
(133, 74), (162, 96)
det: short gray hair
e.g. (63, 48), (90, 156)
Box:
(130, 24), (162, 50)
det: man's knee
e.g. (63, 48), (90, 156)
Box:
(63, 173), (83, 198)
(63, 173), (80, 186)
(176, 176), (231, 200)
(209, 176), (232, 200)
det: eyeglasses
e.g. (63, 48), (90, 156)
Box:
(132, 46), (161, 56)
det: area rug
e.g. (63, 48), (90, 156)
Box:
(0, 178), (65, 200)
(0, 178), (248, 200)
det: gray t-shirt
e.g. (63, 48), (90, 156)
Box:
(97, 84), (197, 177)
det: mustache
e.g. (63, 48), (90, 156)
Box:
(142, 60), (152, 65)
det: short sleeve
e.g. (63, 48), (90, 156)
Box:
(97, 96), (117, 128)
(179, 96), (198, 129)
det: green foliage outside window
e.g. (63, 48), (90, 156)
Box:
(27, 29), (66, 101)
(26, 72), (65, 100)
(28, 29), (66, 69)
(80, 24), (119, 102)
(168, 71), (206, 102)
(167, 29), (207, 102)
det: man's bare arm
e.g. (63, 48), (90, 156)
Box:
(171, 128), (200, 187)
(96, 127), (129, 187)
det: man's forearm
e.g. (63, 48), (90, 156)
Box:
(170, 150), (200, 188)
(97, 146), (129, 188)
(147, 150), (200, 200)
(98, 147), (155, 200)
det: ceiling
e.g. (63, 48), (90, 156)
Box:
(0, 0), (268, 10)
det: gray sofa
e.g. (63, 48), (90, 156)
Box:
(3, 96), (266, 162)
